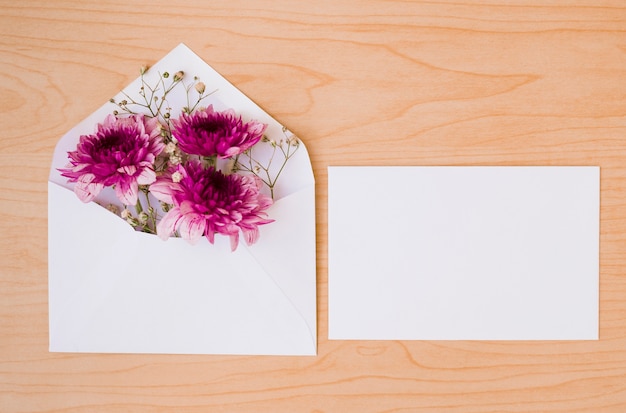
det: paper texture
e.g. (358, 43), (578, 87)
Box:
(328, 166), (599, 340)
(48, 44), (316, 355)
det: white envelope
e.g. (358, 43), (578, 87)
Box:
(48, 44), (316, 355)
(328, 166), (599, 341)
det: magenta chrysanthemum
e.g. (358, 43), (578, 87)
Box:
(59, 114), (164, 205)
(151, 161), (273, 250)
(171, 105), (267, 158)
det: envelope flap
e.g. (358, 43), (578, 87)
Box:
(242, 184), (317, 347)
(48, 181), (140, 335)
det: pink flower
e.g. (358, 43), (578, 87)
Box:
(151, 161), (273, 250)
(171, 105), (267, 158)
(59, 114), (164, 205)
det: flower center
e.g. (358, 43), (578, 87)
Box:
(96, 132), (124, 152)
(197, 117), (228, 134)
(94, 127), (141, 159)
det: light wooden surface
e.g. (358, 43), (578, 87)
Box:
(1, 1), (626, 411)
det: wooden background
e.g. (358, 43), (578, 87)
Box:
(1, 1), (626, 411)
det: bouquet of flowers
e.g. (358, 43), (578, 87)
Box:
(58, 67), (299, 251)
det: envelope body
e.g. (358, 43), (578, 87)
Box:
(48, 44), (317, 355)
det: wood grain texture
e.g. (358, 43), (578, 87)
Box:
(1, 0), (626, 411)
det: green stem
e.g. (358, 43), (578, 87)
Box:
(135, 198), (143, 215)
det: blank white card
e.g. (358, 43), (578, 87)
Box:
(328, 166), (599, 340)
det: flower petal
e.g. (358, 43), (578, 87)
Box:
(229, 232), (240, 251)
(149, 179), (175, 204)
(117, 165), (137, 176)
(136, 167), (156, 185)
(243, 227), (260, 246)
(178, 214), (205, 245)
(115, 178), (139, 205)
(74, 174), (103, 203)
(156, 207), (181, 240)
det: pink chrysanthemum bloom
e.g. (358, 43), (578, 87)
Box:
(59, 114), (164, 205)
(151, 161), (274, 251)
(171, 105), (267, 158)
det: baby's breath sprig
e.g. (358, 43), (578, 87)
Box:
(117, 186), (159, 234)
(110, 68), (183, 123)
(109, 67), (213, 131)
(232, 126), (300, 199)
(182, 77), (216, 114)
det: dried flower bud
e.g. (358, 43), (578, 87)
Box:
(140, 65), (149, 75)
(169, 154), (182, 165)
(163, 72), (169, 78)
(288, 135), (300, 145)
(126, 217), (139, 227)
(138, 212), (149, 224)
(105, 204), (120, 215)
(160, 201), (171, 212)
(195, 82), (206, 94)
(172, 171), (183, 183)
(174, 71), (184, 81)
(164, 142), (177, 154)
